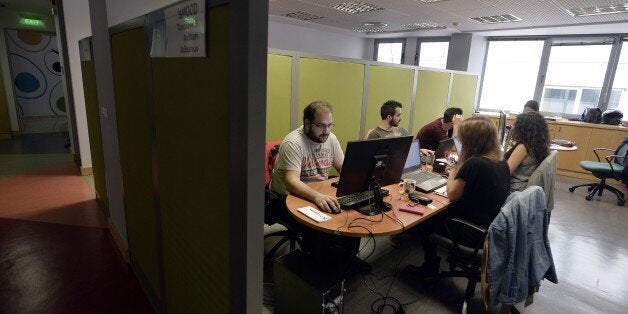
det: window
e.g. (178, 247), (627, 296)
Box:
(609, 41), (628, 113)
(374, 39), (405, 64)
(541, 44), (612, 114)
(480, 35), (626, 119)
(479, 40), (544, 112)
(417, 41), (449, 69)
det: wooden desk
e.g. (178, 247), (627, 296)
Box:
(285, 178), (450, 237)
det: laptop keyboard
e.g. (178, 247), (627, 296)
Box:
(403, 170), (448, 192)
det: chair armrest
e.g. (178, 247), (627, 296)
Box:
(604, 154), (622, 172)
(593, 148), (615, 162)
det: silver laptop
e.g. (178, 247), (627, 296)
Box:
(402, 140), (448, 193)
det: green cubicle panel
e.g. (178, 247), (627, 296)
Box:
(365, 65), (414, 137)
(267, 54), (292, 141)
(111, 28), (160, 300)
(450, 73), (478, 118)
(80, 59), (109, 214)
(298, 58), (365, 150)
(413, 70), (450, 135)
(152, 5), (230, 312)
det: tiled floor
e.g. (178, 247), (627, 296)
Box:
(0, 134), (154, 313)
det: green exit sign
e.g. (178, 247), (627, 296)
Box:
(20, 18), (44, 27)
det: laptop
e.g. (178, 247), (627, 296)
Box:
(401, 140), (448, 193)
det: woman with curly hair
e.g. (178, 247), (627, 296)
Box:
(505, 112), (550, 191)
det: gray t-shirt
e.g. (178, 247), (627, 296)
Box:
(510, 145), (539, 192)
(366, 126), (409, 139)
(270, 126), (344, 196)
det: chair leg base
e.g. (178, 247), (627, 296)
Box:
(571, 181), (625, 206)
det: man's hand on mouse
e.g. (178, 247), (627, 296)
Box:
(313, 193), (340, 213)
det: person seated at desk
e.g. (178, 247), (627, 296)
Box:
(407, 116), (511, 277)
(366, 100), (434, 156)
(505, 112), (550, 192)
(416, 107), (463, 151)
(269, 100), (344, 213)
(523, 100), (539, 112)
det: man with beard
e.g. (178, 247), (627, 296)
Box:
(365, 100), (409, 139)
(270, 100), (344, 213)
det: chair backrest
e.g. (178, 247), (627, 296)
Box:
(614, 137), (628, 166)
(265, 140), (282, 187)
(527, 150), (557, 211)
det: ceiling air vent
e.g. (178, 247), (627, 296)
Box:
(353, 27), (386, 33)
(419, 0), (450, 3)
(470, 14), (522, 24)
(567, 4), (628, 17)
(282, 11), (323, 21)
(333, 1), (384, 14)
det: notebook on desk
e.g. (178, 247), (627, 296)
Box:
(401, 140), (448, 192)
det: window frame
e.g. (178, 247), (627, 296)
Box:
(373, 38), (406, 64)
(478, 34), (627, 120)
(415, 36), (450, 67)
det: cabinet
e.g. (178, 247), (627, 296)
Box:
(551, 124), (591, 172)
(586, 129), (627, 162)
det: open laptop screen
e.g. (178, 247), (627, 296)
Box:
(404, 140), (421, 171)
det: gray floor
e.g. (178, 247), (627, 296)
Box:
(0, 132), (70, 154)
(264, 175), (628, 313)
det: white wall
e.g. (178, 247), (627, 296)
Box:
(107, 0), (179, 27)
(0, 9), (56, 132)
(61, 0), (92, 168)
(269, 20), (370, 60)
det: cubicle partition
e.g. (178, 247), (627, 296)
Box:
(81, 0), (267, 312)
(110, 26), (161, 304)
(79, 40), (109, 213)
(267, 51), (479, 147)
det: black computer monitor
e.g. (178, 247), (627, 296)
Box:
(336, 136), (413, 214)
(498, 110), (507, 146)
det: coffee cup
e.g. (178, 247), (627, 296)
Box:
(398, 179), (417, 195)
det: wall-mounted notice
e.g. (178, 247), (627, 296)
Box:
(163, 0), (206, 57)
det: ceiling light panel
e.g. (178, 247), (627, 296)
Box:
(332, 1), (384, 14)
(567, 4), (628, 16)
(419, 0), (451, 3)
(402, 21), (446, 29)
(282, 11), (324, 20)
(470, 14), (522, 24)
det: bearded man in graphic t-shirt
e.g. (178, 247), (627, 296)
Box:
(270, 100), (344, 213)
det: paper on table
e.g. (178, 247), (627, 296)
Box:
(434, 186), (447, 197)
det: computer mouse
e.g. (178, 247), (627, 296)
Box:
(330, 206), (341, 214)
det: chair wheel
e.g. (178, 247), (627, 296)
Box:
(586, 195), (593, 201)
(569, 187), (576, 192)
(619, 200), (625, 206)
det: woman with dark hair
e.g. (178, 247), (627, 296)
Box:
(505, 112), (550, 191)
(407, 116), (511, 276)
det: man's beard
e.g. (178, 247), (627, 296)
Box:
(390, 119), (399, 127)
(306, 128), (328, 143)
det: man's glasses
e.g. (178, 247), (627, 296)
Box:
(311, 121), (335, 129)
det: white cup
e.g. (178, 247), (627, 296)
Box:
(398, 179), (417, 195)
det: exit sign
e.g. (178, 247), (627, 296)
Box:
(20, 18), (44, 27)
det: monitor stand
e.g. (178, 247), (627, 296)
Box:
(355, 201), (391, 216)
(355, 180), (391, 216)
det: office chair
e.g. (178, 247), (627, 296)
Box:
(428, 217), (487, 314)
(569, 139), (628, 206)
(527, 150), (557, 211)
(264, 141), (302, 267)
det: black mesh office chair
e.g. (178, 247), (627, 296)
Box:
(569, 139), (628, 206)
(428, 217), (487, 314)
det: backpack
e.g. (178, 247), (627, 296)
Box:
(581, 107), (602, 124)
(601, 109), (623, 125)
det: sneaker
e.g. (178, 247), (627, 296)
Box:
(406, 256), (441, 278)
